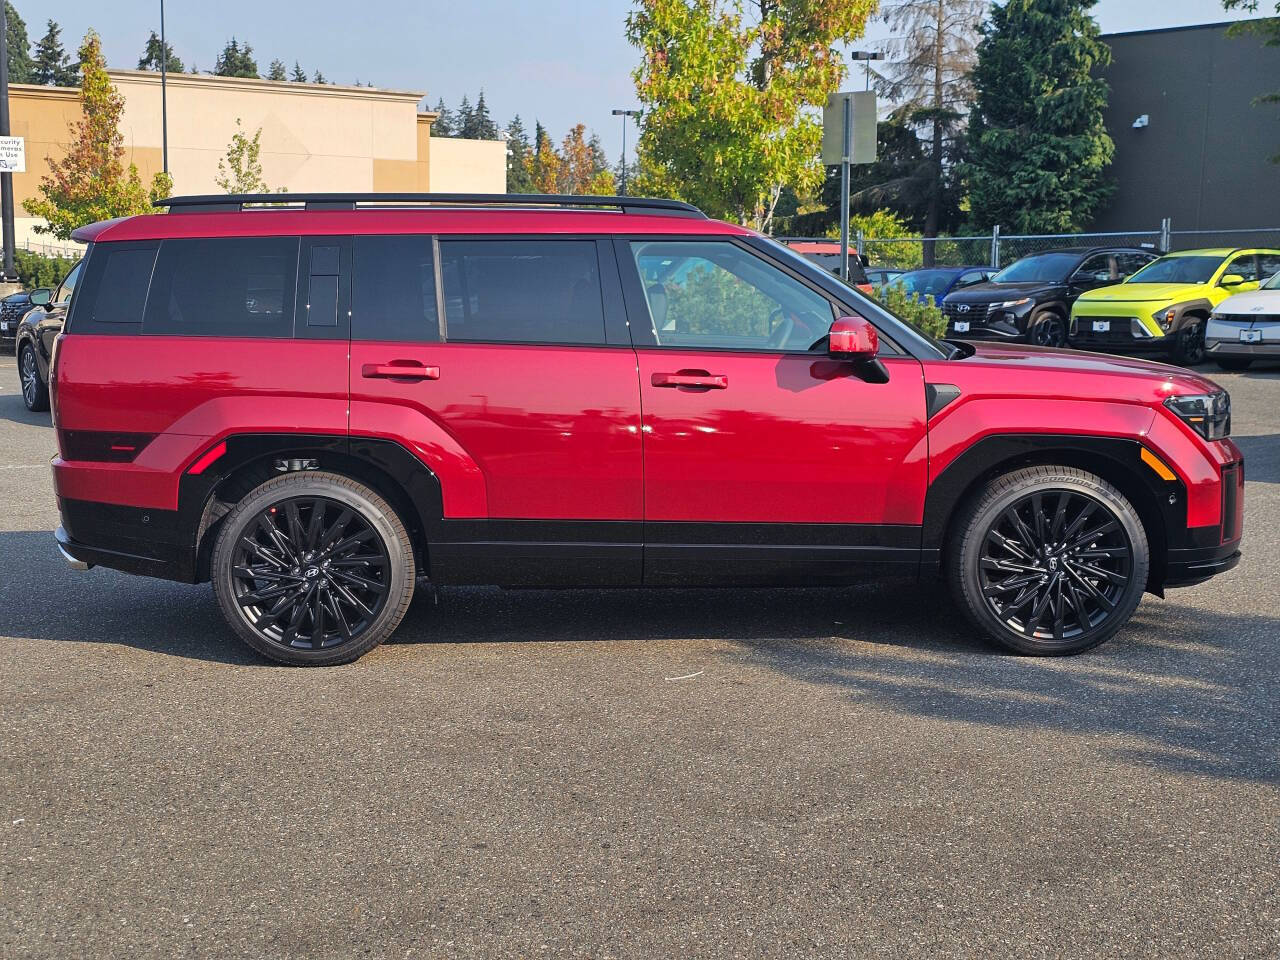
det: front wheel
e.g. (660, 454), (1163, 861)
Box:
(211, 471), (416, 665)
(19, 343), (50, 412)
(1172, 321), (1206, 366)
(1029, 311), (1067, 348)
(948, 466), (1149, 655)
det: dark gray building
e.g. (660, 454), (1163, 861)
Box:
(1092, 22), (1280, 233)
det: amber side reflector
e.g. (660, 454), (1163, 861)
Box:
(1140, 447), (1177, 482)
(188, 441), (228, 476)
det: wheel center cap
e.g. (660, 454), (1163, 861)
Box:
(305, 566), (320, 578)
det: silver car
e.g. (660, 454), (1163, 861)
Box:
(1205, 270), (1280, 370)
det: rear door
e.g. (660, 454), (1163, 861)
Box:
(616, 237), (928, 585)
(347, 235), (643, 586)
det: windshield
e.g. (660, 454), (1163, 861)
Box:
(1128, 255), (1222, 285)
(991, 253), (1080, 284)
(894, 269), (959, 298)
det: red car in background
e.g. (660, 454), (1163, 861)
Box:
(46, 193), (1242, 664)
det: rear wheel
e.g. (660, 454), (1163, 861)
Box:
(19, 343), (49, 412)
(1029, 311), (1067, 348)
(1214, 356), (1253, 371)
(948, 465), (1149, 655)
(1172, 320), (1206, 366)
(211, 471), (415, 665)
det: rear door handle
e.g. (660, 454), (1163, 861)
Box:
(362, 362), (440, 381)
(651, 371), (728, 390)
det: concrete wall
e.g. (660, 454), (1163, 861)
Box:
(1094, 23), (1280, 232)
(9, 70), (503, 250)
(425, 136), (508, 193)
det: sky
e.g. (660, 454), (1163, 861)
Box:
(24, 0), (1269, 164)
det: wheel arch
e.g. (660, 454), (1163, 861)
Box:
(924, 435), (1182, 594)
(179, 435), (444, 583)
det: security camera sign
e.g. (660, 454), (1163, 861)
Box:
(0, 137), (25, 173)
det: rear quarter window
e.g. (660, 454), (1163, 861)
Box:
(144, 237), (300, 338)
(68, 242), (158, 332)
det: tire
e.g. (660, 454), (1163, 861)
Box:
(947, 465), (1149, 656)
(1172, 320), (1206, 366)
(19, 343), (49, 412)
(211, 471), (415, 665)
(1214, 357), (1253, 371)
(1029, 311), (1067, 348)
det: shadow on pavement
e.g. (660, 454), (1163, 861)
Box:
(3, 528), (1276, 784)
(1231, 434), (1279, 484)
(0, 390), (53, 428)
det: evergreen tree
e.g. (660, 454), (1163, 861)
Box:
(137, 29), (184, 73)
(214, 38), (258, 79)
(267, 58), (287, 81)
(455, 95), (474, 138)
(4, 2), (33, 84)
(32, 19), (77, 85)
(312, 70), (326, 84)
(431, 98), (454, 137)
(505, 115), (534, 192)
(965, 0), (1114, 232)
(465, 89), (499, 139)
(291, 61), (307, 82)
(1223, 0), (1280, 162)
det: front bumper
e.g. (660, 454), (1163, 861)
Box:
(1206, 338), (1280, 358)
(1163, 542), (1242, 588)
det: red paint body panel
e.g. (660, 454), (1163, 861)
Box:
(349, 342), (643, 520)
(636, 352), (928, 524)
(922, 343), (1242, 530)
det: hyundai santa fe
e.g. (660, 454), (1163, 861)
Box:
(47, 193), (1244, 665)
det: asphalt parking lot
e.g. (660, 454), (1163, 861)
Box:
(1, 353), (1277, 959)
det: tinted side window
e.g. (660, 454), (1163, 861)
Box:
(144, 237), (299, 338)
(628, 240), (834, 351)
(70, 243), (158, 332)
(440, 239), (605, 345)
(1224, 255), (1259, 283)
(55, 261), (83, 305)
(1258, 253), (1280, 282)
(352, 235), (439, 342)
(1115, 252), (1153, 279)
(1076, 254), (1114, 281)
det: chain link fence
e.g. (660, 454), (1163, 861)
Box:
(855, 222), (1280, 271)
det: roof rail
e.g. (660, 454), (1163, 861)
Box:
(155, 193), (708, 218)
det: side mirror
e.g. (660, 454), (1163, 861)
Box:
(828, 315), (879, 361)
(29, 287), (52, 306)
(1221, 274), (1246, 287)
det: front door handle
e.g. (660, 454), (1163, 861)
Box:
(652, 371), (728, 390)
(362, 361), (440, 381)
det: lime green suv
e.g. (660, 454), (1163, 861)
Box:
(1069, 248), (1280, 365)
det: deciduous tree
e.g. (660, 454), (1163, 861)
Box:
(625, 0), (876, 231)
(23, 31), (172, 239)
(138, 29), (183, 73)
(965, 0), (1113, 232)
(32, 19), (77, 86)
(215, 118), (282, 194)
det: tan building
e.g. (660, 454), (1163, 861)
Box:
(9, 69), (507, 253)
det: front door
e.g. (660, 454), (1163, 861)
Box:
(616, 238), (929, 585)
(347, 235), (643, 585)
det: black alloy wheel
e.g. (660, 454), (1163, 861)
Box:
(978, 489), (1132, 646)
(950, 466), (1149, 655)
(20, 344), (50, 412)
(212, 472), (415, 665)
(1174, 322), (1206, 366)
(1031, 313), (1067, 348)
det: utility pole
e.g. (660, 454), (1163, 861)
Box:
(0, 1), (15, 280)
(611, 109), (640, 196)
(160, 0), (169, 175)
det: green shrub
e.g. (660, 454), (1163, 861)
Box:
(876, 282), (947, 340)
(13, 249), (78, 291)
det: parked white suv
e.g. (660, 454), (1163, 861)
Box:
(1205, 269), (1280, 370)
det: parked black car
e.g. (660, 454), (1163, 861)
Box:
(16, 260), (80, 412)
(940, 246), (1159, 347)
(1, 291), (32, 352)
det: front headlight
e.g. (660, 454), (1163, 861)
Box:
(1165, 392), (1231, 440)
(1153, 308), (1178, 331)
(996, 298), (1031, 310)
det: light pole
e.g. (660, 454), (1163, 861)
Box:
(0, 1), (14, 280)
(611, 108), (640, 196)
(849, 50), (884, 92)
(160, 0), (169, 176)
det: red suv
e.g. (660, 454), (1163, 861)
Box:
(49, 193), (1244, 665)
